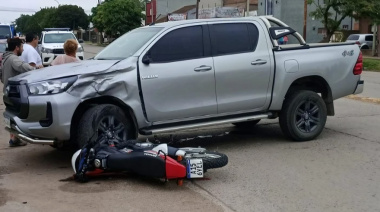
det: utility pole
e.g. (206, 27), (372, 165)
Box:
(196, 0), (200, 19)
(303, 0), (307, 40)
(246, 0), (249, 17)
(372, 24), (378, 56)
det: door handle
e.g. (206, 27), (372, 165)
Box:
(194, 65), (212, 72)
(251, 60), (267, 65)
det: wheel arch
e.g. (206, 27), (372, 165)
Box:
(284, 75), (334, 116)
(360, 45), (369, 49)
(70, 96), (139, 141)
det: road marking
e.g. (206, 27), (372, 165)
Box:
(346, 95), (380, 105)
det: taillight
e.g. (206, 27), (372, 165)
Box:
(355, 41), (361, 45)
(353, 51), (363, 75)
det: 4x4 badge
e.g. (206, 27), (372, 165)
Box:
(342, 50), (354, 57)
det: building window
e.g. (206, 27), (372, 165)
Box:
(266, 0), (273, 15)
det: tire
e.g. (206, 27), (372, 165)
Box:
(361, 45), (369, 50)
(232, 119), (261, 128)
(75, 104), (135, 148)
(186, 151), (228, 172)
(279, 90), (327, 141)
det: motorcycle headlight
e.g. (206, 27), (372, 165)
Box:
(41, 47), (53, 53)
(27, 76), (78, 95)
(77, 46), (84, 52)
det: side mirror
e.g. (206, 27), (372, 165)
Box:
(142, 54), (152, 65)
(269, 27), (296, 40)
(38, 40), (41, 44)
(78, 39), (84, 43)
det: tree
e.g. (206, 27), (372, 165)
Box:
(15, 15), (32, 33)
(14, 5), (89, 35)
(308, 0), (380, 42)
(92, 0), (144, 38)
(15, 8), (57, 34)
(90, 6), (105, 32)
(54, 5), (89, 30)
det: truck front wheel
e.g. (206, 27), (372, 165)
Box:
(76, 104), (135, 148)
(279, 90), (327, 141)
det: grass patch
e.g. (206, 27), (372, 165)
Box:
(363, 58), (380, 72)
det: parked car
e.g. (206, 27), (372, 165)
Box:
(3, 16), (364, 149)
(38, 28), (84, 66)
(345, 34), (373, 49)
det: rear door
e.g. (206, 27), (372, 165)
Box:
(209, 21), (272, 114)
(365, 35), (373, 48)
(138, 25), (217, 122)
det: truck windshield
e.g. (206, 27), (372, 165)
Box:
(44, 33), (77, 43)
(0, 26), (12, 39)
(94, 27), (163, 60)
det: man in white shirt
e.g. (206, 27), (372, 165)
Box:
(20, 33), (43, 68)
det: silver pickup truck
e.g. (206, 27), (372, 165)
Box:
(3, 16), (364, 148)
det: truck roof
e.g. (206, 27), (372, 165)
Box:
(146, 16), (265, 28)
(43, 31), (74, 34)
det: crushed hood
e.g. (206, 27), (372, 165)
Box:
(10, 59), (120, 84)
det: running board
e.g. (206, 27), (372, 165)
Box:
(140, 113), (272, 135)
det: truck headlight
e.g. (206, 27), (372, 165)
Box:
(27, 76), (78, 95)
(41, 47), (53, 53)
(77, 46), (84, 52)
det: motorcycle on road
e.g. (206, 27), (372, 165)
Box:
(71, 136), (228, 185)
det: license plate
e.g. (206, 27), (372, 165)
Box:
(187, 159), (204, 178)
(3, 116), (10, 128)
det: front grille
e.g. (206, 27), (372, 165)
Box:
(7, 85), (20, 98)
(3, 84), (29, 119)
(53, 49), (64, 54)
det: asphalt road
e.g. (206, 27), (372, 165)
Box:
(83, 43), (105, 60)
(0, 45), (379, 212)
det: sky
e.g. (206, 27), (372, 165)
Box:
(0, 0), (101, 24)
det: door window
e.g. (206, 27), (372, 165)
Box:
(210, 23), (259, 56)
(148, 26), (204, 63)
(365, 35), (373, 42)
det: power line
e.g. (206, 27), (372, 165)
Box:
(0, 7), (37, 13)
(0, 7), (91, 13)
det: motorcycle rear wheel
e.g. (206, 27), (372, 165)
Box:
(183, 150), (228, 172)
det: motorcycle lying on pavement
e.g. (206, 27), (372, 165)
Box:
(71, 136), (228, 185)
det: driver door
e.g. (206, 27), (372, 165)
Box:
(138, 25), (217, 122)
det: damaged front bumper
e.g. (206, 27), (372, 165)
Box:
(3, 89), (81, 144)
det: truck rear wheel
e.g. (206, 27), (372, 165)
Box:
(279, 90), (327, 141)
(76, 104), (135, 148)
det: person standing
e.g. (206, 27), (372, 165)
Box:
(284, 35), (288, 45)
(51, 39), (80, 66)
(278, 36), (284, 45)
(2, 38), (37, 147)
(20, 33), (43, 69)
